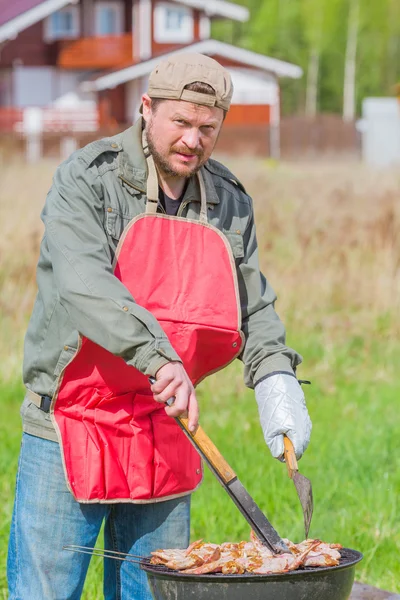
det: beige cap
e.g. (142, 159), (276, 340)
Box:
(146, 53), (233, 111)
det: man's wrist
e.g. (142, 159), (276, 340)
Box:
(253, 356), (295, 387)
(128, 337), (182, 377)
(255, 370), (297, 387)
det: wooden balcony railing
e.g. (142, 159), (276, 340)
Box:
(0, 107), (24, 133)
(0, 106), (99, 134)
(57, 34), (134, 69)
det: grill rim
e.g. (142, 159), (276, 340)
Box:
(140, 547), (363, 582)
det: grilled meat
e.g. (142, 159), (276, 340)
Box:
(150, 535), (342, 575)
(283, 538), (343, 568)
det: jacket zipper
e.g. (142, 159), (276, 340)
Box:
(119, 174), (167, 214)
(177, 200), (192, 218)
(120, 174), (194, 216)
(118, 175), (145, 194)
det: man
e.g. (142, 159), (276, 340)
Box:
(7, 53), (311, 600)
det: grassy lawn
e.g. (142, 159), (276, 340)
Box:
(1, 327), (400, 597)
(1, 157), (400, 597)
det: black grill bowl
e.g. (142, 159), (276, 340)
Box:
(141, 548), (363, 600)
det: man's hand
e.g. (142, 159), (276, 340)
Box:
(255, 373), (312, 460)
(150, 362), (199, 432)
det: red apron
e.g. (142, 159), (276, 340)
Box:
(51, 149), (243, 503)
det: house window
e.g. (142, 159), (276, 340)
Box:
(165, 7), (184, 30)
(45, 7), (80, 40)
(154, 3), (193, 44)
(95, 2), (124, 36)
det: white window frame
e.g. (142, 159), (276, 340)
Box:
(94, 1), (124, 36)
(44, 6), (80, 42)
(154, 2), (193, 44)
(199, 14), (210, 40)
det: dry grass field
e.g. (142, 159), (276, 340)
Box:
(1, 152), (400, 597)
(2, 155), (400, 381)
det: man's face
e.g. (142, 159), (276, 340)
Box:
(142, 95), (224, 178)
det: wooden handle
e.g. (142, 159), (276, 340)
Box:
(177, 416), (237, 485)
(147, 378), (236, 485)
(283, 436), (298, 479)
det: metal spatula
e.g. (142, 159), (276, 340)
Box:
(283, 436), (313, 539)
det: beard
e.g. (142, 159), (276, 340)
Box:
(146, 119), (206, 178)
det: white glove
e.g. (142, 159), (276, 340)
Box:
(255, 373), (312, 460)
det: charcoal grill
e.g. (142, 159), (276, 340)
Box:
(140, 548), (363, 600)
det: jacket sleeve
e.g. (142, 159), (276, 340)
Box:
(41, 155), (181, 377)
(238, 204), (302, 388)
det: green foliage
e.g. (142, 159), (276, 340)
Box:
(212, 0), (400, 116)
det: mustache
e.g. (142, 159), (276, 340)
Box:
(171, 146), (203, 157)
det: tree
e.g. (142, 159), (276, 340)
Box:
(300, 0), (324, 117)
(342, 0), (360, 121)
(212, 0), (400, 117)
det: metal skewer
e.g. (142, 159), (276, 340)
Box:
(63, 545), (151, 564)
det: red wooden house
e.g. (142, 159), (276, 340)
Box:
(0, 0), (302, 155)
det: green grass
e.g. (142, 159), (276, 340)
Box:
(1, 326), (400, 598)
(1, 157), (400, 596)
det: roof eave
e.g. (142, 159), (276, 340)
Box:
(177, 0), (249, 22)
(82, 40), (303, 93)
(0, 0), (77, 44)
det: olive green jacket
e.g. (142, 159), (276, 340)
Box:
(21, 118), (301, 442)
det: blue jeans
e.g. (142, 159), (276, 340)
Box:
(7, 433), (191, 600)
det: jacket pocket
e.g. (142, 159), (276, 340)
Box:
(54, 345), (77, 377)
(223, 230), (244, 259)
(105, 209), (132, 241)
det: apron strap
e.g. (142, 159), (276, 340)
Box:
(143, 129), (208, 223)
(197, 170), (208, 224)
(142, 130), (159, 215)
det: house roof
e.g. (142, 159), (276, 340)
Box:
(0, 0), (74, 42)
(0, 0), (44, 27)
(171, 0), (248, 22)
(81, 39), (303, 92)
(0, 0), (248, 44)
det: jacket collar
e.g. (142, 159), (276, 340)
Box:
(118, 119), (147, 193)
(118, 118), (220, 205)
